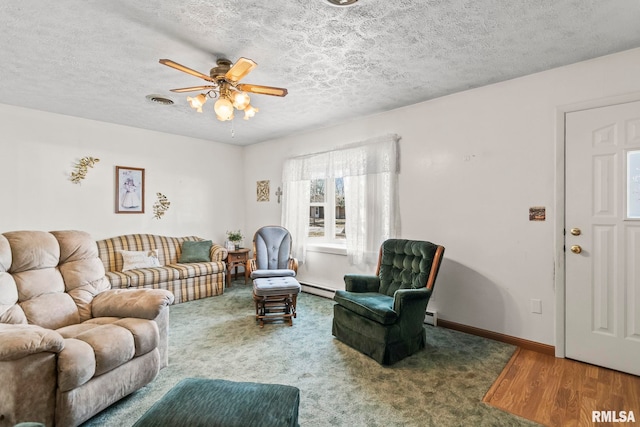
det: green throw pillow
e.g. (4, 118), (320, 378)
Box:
(179, 240), (212, 263)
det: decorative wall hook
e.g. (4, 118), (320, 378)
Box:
(153, 192), (171, 219)
(70, 156), (100, 184)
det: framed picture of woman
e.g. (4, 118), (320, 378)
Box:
(115, 166), (145, 213)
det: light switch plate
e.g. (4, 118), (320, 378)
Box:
(531, 299), (542, 314)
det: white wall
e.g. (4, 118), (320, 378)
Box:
(3, 48), (640, 347)
(243, 47), (640, 346)
(0, 105), (244, 242)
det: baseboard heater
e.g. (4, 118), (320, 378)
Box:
(299, 282), (336, 299)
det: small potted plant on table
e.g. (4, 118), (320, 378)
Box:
(226, 230), (244, 250)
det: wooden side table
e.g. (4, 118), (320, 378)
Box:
(226, 248), (250, 287)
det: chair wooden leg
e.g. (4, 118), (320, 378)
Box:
(292, 294), (297, 318)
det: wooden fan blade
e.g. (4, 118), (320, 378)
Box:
(170, 86), (216, 93)
(236, 83), (288, 97)
(159, 59), (213, 82)
(225, 57), (257, 83)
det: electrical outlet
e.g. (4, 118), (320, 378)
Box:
(530, 299), (542, 314)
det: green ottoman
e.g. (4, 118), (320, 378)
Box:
(133, 378), (300, 427)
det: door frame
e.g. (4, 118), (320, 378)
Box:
(554, 91), (640, 357)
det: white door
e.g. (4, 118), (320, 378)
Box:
(565, 100), (640, 376)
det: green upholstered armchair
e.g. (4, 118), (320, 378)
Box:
(332, 239), (445, 365)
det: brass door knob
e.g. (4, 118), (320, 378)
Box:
(570, 228), (581, 236)
(570, 245), (582, 254)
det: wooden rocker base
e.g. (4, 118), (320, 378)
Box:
(253, 293), (298, 327)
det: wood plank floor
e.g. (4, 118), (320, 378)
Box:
(483, 348), (640, 426)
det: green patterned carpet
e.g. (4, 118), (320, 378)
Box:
(82, 281), (539, 427)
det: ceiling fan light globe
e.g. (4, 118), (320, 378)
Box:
(244, 104), (259, 120)
(216, 112), (235, 122)
(214, 97), (234, 121)
(231, 91), (251, 110)
(187, 93), (207, 111)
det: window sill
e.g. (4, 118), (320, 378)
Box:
(306, 243), (347, 256)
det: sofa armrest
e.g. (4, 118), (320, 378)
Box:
(210, 244), (228, 262)
(343, 274), (380, 293)
(92, 289), (174, 320)
(0, 324), (64, 361)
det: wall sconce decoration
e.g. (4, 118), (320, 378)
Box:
(70, 156), (100, 184)
(153, 192), (171, 219)
(257, 180), (270, 202)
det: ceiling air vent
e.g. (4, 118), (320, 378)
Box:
(146, 94), (174, 105)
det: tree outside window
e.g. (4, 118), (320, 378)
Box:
(309, 177), (345, 241)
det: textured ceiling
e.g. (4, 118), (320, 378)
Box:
(1, 1), (640, 146)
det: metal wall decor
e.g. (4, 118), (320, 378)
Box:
(257, 180), (270, 202)
(70, 156), (100, 184)
(153, 192), (170, 219)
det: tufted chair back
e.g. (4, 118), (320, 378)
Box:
(376, 239), (444, 297)
(253, 226), (293, 270)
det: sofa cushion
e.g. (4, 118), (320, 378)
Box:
(86, 317), (159, 357)
(179, 240), (212, 263)
(105, 271), (129, 289)
(0, 234), (11, 273)
(4, 231), (60, 274)
(0, 270), (22, 323)
(58, 323), (135, 376)
(333, 291), (398, 325)
(20, 292), (80, 330)
(58, 255), (111, 323)
(57, 338), (96, 391)
(123, 266), (181, 287)
(167, 262), (222, 280)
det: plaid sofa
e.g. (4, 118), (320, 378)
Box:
(96, 234), (227, 304)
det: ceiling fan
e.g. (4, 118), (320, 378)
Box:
(159, 57), (288, 121)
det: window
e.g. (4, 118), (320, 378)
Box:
(308, 178), (345, 241)
(282, 134), (399, 264)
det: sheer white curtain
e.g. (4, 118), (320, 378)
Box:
(281, 134), (399, 265)
(281, 173), (310, 264)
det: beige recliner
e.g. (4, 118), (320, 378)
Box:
(0, 230), (174, 427)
